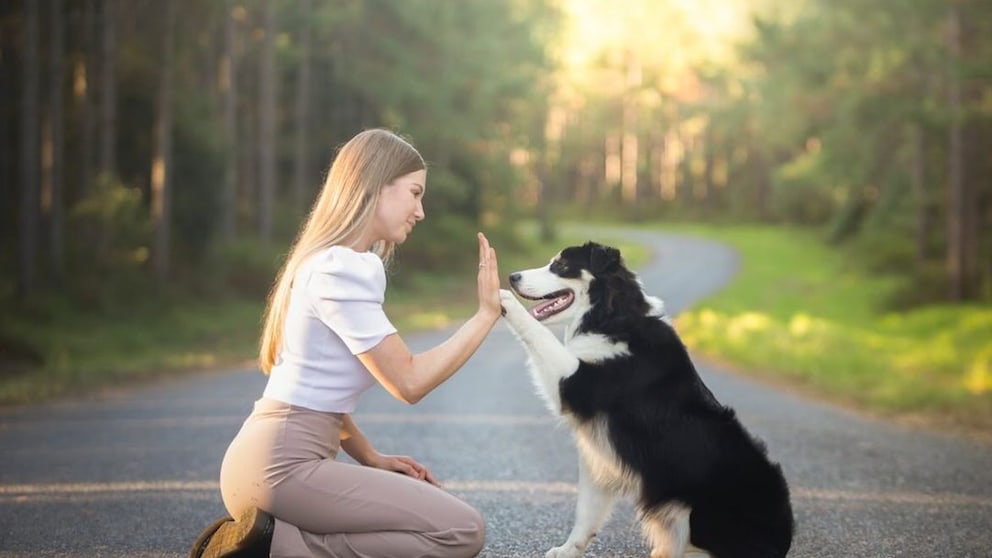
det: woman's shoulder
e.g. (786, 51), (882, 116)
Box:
(302, 246), (387, 296)
(314, 246), (384, 272)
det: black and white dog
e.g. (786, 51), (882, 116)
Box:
(499, 242), (794, 558)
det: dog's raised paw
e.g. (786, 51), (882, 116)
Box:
(499, 289), (527, 317)
(545, 543), (583, 558)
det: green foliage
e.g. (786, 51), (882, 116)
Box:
(0, 294), (264, 404)
(770, 149), (835, 225)
(671, 224), (992, 431)
(65, 176), (152, 309)
(170, 95), (225, 264)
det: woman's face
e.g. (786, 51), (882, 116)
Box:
(370, 169), (426, 245)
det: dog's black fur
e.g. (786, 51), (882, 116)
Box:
(519, 242), (794, 557)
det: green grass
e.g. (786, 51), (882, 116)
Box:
(0, 227), (648, 406)
(663, 224), (992, 433)
(0, 297), (265, 404)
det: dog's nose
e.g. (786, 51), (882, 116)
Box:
(509, 273), (521, 284)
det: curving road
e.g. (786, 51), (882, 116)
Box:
(1, 230), (991, 557)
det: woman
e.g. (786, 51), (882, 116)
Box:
(190, 129), (501, 558)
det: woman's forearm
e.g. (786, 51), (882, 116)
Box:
(339, 414), (376, 465)
(358, 309), (499, 405)
(409, 310), (499, 399)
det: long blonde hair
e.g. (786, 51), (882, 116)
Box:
(259, 129), (425, 374)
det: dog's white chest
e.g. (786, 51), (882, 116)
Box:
(564, 333), (630, 363)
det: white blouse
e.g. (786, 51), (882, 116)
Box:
(262, 246), (397, 413)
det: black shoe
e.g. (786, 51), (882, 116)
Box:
(191, 507), (274, 558)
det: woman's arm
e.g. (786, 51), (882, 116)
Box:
(339, 414), (376, 465)
(357, 233), (502, 404)
(339, 414), (438, 485)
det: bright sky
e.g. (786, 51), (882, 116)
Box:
(560, 0), (755, 72)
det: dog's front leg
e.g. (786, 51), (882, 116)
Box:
(499, 290), (579, 415)
(546, 456), (616, 558)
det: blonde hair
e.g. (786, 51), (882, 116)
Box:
(259, 129), (425, 374)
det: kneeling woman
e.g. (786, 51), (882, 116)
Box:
(190, 129), (501, 558)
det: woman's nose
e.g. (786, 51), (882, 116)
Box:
(415, 201), (425, 221)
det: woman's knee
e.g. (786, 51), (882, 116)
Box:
(459, 506), (486, 556)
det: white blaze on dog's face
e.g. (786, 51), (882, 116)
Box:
(507, 246), (602, 325)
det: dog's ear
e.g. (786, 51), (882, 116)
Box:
(590, 245), (621, 275)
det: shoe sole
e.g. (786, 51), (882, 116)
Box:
(189, 516), (233, 558)
(202, 507), (273, 558)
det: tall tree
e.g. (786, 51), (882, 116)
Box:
(150, 0), (176, 282)
(946, 4), (965, 300)
(98, 0), (116, 180)
(19, 0), (41, 298)
(80, 0), (98, 197)
(621, 53), (641, 205)
(220, 1), (240, 242)
(45, 0), (66, 283)
(292, 0), (313, 217)
(948, 3), (983, 301)
(257, 1), (276, 245)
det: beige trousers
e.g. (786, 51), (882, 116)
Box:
(219, 398), (485, 558)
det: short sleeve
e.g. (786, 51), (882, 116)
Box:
(304, 248), (397, 354)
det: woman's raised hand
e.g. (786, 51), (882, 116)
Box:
(476, 232), (501, 322)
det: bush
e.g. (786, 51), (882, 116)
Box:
(771, 150), (836, 225)
(65, 176), (152, 310)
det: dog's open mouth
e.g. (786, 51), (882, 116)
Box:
(516, 289), (575, 321)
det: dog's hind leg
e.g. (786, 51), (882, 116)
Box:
(500, 290), (580, 414)
(546, 458), (615, 558)
(640, 503), (691, 558)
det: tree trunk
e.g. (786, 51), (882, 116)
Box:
(535, 111), (553, 242)
(621, 55), (640, 206)
(292, 0), (313, 216)
(946, 5), (966, 301)
(910, 123), (932, 263)
(659, 129), (679, 201)
(703, 130), (716, 212)
(604, 133), (621, 198)
(81, 0), (98, 198)
(679, 128), (694, 205)
(19, 0), (42, 298)
(240, 100), (256, 241)
(47, 0), (66, 284)
(220, 1), (240, 241)
(747, 137), (771, 220)
(258, 1), (276, 245)
(151, 0), (176, 282)
(99, 0), (117, 180)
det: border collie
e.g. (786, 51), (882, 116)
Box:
(499, 241), (794, 558)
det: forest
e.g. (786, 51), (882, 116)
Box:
(2, 0), (990, 397)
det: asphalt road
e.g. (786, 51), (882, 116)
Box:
(1, 230), (991, 558)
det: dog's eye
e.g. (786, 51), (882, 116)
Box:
(551, 261), (568, 273)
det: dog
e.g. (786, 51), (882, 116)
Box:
(498, 241), (794, 558)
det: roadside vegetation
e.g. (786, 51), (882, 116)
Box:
(0, 229), (648, 406)
(665, 224), (992, 434)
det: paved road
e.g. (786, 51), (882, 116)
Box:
(1, 230), (991, 557)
